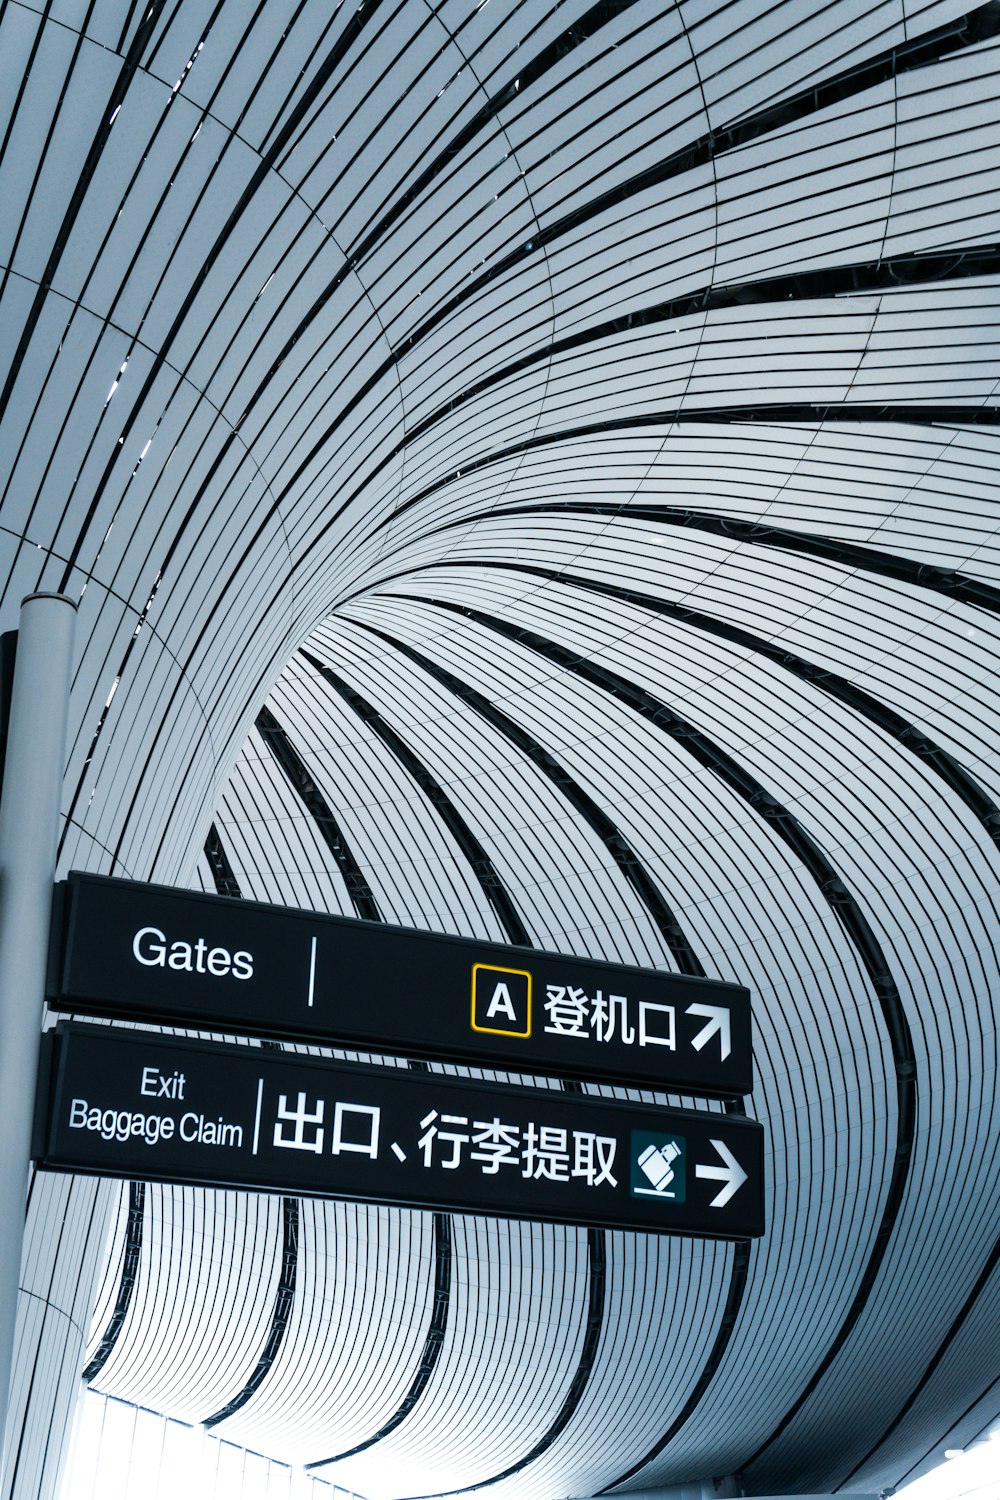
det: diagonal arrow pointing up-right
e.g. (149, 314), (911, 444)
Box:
(685, 1002), (731, 1060)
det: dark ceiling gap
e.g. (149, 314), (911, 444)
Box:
(81, 1183), (146, 1383)
(255, 700), (459, 1465)
(297, 647), (531, 944)
(393, 564), (1000, 1479)
(838, 1230), (1000, 1485)
(204, 820), (243, 898)
(294, 647), (611, 1477)
(255, 705), (382, 922)
(260, 240), (1000, 571)
(345, 627), (705, 980)
(386, 502), (1000, 620)
(55, 0), (391, 591)
(387, 2), (1000, 365)
(202, 1193), (300, 1428)
(601, 1239), (752, 1496)
(385, 558), (1000, 844)
(394, 1223), (608, 1500)
(307, 1207), (453, 1467)
(345, 622), (754, 1495)
(336, 0), (652, 270)
(0, 0), (166, 432)
(379, 597), (917, 1487)
(92, 5), (1000, 644)
(195, 830), (303, 1430)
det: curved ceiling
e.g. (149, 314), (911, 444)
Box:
(1, 2), (998, 1498)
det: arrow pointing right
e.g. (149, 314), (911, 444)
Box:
(695, 1139), (748, 1208)
(685, 1002), (731, 1060)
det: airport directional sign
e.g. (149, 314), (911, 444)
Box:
(34, 1024), (765, 1240)
(47, 873), (752, 1095)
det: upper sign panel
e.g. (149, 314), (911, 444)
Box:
(49, 874), (753, 1094)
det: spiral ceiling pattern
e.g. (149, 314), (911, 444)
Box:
(1, 2), (998, 1498)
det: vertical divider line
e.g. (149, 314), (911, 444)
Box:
(252, 1079), (264, 1155)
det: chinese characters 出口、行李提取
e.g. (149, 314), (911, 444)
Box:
(269, 1090), (619, 1187)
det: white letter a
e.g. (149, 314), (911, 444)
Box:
(486, 983), (517, 1021)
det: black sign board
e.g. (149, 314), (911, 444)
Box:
(34, 1024), (765, 1239)
(48, 874), (752, 1095)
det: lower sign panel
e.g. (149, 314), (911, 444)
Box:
(35, 1025), (765, 1239)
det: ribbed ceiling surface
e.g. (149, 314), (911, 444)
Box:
(1, 2), (998, 1499)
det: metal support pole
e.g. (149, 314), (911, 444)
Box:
(0, 594), (76, 1479)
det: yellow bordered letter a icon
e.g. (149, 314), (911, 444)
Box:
(471, 964), (532, 1038)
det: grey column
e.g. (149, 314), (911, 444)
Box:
(0, 594), (77, 1480)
